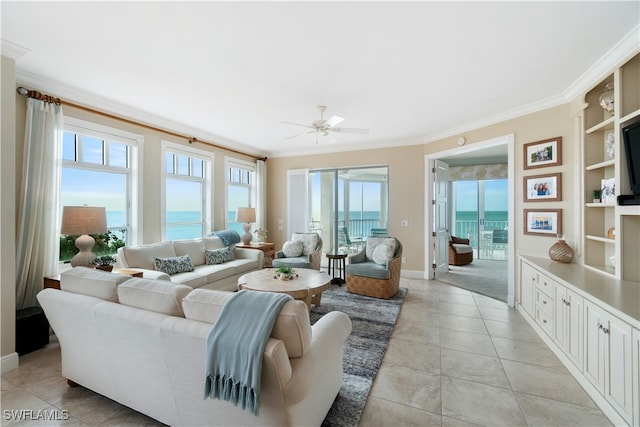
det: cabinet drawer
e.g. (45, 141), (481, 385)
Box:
(535, 305), (554, 337)
(535, 288), (554, 314)
(537, 274), (554, 298)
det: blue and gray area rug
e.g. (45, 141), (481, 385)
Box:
(310, 285), (406, 427)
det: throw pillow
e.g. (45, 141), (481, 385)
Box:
(366, 237), (396, 262)
(282, 240), (303, 258)
(205, 247), (235, 265)
(372, 244), (394, 265)
(154, 255), (195, 275)
(292, 233), (319, 255)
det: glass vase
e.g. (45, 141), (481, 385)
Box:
(599, 83), (614, 116)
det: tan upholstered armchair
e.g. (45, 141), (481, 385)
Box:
(273, 232), (323, 270)
(346, 237), (402, 299)
(449, 235), (473, 266)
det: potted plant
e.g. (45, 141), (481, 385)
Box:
(93, 255), (116, 272)
(592, 189), (602, 203)
(275, 266), (296, 281)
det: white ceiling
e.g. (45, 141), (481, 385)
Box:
(2, 2), (639, 158)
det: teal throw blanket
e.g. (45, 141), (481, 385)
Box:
(210, 230), (241, 246)
(203, 290), (292, 415)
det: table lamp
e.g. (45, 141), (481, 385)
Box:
(235, 207), (256, 245)
(61, 205), (108, 267)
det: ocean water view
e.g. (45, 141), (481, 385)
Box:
(105, 210), (385, 241)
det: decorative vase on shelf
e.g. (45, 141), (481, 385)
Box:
(549, 235), (574, 264)
(599, 83), (614, 116)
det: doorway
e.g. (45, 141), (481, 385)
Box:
(308, 166), (389, 255)
(425, 134), (515, 305)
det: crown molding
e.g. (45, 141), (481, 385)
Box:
(563, 24), (640, 102)
(14, 70), (267, 159)
(268, 135), (424, 158)
(1, 39), (30, 60)
(423, 24), (640, 145)
(422, 93), (565, 145)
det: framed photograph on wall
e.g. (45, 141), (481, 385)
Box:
(524, 209), (562, 236)
(523, 173), (562, 202)
(524, 137), (562, 170)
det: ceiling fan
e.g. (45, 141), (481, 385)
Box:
(282, 106), (369, 143)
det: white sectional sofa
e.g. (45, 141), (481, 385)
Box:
(37, 268), (352, 427)
(115, 236), (263, 292)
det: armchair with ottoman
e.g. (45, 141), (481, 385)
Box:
(272, 232), (323, 270)
(345, 237), (402, 299)
(449, 235), (473, 266)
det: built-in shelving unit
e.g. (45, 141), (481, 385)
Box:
(582, 52), (640, 281)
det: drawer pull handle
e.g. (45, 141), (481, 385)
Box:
(543, 301), (547, 304)
(543, 319), (547, 323)
(602, 327), (609, 334)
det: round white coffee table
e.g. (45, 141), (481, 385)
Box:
(237, 268), (331, 311)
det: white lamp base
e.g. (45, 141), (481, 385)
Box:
(70, 234), (97, 267)
(241, 222), (252, 245)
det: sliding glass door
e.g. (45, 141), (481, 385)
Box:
(309, 166), (388, 254)
(453, 179), (508, 260)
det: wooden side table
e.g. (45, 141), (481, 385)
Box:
(236, 242), (275, 267)
(326, 252), (347, 285)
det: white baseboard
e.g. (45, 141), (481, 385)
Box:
(400, 269), (426, 279)
(1, 352), (19, 374)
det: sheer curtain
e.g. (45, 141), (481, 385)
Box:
(15, 99), (63, 309)
(255, 159), (267, 232)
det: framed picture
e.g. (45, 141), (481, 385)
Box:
(524, 209), (562, 236)
(523, 173), (562, 202)
(601, 177), (616, 204)
(524, 137), (562, 169)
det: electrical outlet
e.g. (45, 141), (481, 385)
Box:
(402, 256), (407, 264)
(401, 219), (408, 227)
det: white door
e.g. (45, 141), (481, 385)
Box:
(433, 160), (449, 278)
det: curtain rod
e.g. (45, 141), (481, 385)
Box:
(16, 86), (267, 162)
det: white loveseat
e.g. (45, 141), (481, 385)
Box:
(115, 236), (263, 292)
(37, 268), (352, 427)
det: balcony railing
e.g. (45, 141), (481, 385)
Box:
(454, 219), (509, 260)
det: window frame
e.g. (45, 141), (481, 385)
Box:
(225, 156), (257, 230)
(161, 141), (213, 241)
(61, 117), (143, 251)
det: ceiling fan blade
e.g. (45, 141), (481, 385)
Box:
(281, 121), (316, 130)
(324, 115), (344, 128)
(331, 127), (370, 135)
(286, 130), (316, 140)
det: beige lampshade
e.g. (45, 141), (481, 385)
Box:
(235, 207), (256, 223)
(61, 206), (108, 235)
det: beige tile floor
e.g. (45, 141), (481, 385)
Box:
(1, 278), (612, 427)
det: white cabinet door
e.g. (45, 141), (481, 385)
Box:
(583, 300), (633, 424)
(606, 315), (633, 424)
(584, 301), (606, 392)
(565, 289), (583, 369)
(554, 285), (567, 348)
(520, 261), (536, 316)
(555, 285), (583, 370)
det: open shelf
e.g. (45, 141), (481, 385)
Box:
(582, 52), (640, 280)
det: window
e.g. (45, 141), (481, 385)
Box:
(60, 118), (141, 261)
(162, 142), (212, 240)
(225, 157), (256, 234)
